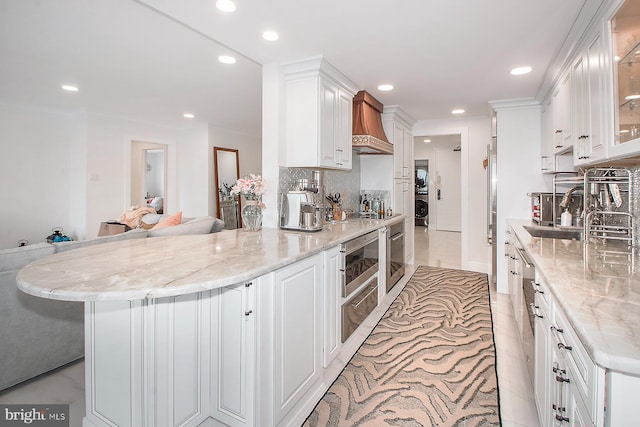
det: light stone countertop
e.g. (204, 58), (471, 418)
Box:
(509, 218), (640, 375)
(17, 216), (403, 302)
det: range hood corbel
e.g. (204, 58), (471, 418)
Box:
(352, 90), (394, 155)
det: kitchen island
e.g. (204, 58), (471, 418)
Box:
(508, 219), (640, 426)
(17, 217), (405, 427)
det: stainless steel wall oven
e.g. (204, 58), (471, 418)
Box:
(340, 230), (379, 342)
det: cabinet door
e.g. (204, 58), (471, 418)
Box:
(323, 246), (341, 367)
(541, 99), (556, 173)
(586, 32), (607, 163)
(403, 128), (412, 179)
(273, 254), (323, 423)
(573, 54), (589, 163)
(573, 32), (608, 165)
(211, 283), (256, 427)
(534, 293), (551, 427)
(319, 80), (338, 169)
(336, 89), (353, 170)
(393, 123), (404, 179)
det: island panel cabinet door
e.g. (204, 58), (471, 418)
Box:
(210, 282), (257, 427)
(83, 293), (212, 427)
(273, 253), (324, 424)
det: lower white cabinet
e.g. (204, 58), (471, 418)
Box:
(273, 253), (324, 424)
(84, 294), (213, 427)
(323, 246), (342, 367)
(532, 273), (605, 427)
(210, 282), (256, 426)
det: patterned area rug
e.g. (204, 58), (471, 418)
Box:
(304, 266), (500, 426)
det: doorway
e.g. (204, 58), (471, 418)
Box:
(413, 133), (463, 268)
(131, 140), (168, 211)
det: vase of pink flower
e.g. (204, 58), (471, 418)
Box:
(231, 174), (265, 231)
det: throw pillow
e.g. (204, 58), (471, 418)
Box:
(152, 211), (182, 229)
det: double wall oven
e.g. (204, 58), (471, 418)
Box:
(340, 230), (379, 342)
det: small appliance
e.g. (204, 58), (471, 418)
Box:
(279, 178), (323, 232)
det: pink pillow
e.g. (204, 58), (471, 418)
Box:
(152, 211), (182, 229)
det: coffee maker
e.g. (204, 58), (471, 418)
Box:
(280, 178), (323, 232)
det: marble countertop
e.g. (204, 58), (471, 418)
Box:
(509, 219), (640, 375)
(17, 216), (403, 302)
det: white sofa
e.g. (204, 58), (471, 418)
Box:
(0, 215), (225, 391)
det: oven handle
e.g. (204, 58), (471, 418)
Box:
(352, 284), (378, 309)
(390, 232), (405, 242)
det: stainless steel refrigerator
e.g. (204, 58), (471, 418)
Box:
(487, 114), (497, 285)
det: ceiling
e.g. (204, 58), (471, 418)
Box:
(0, 0), (589, 138)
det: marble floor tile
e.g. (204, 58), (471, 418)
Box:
(0, 226), (540, 427)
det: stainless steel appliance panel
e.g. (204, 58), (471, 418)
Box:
(342, 230), (379, 298)
(341, 278), (378, 342)
(386, 221), (405, 292)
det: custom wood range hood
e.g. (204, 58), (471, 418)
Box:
(352, 90), (394, 155)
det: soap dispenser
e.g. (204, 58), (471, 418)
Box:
(560, 208), (572, 227)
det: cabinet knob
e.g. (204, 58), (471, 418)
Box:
(244, 310), (253, 316)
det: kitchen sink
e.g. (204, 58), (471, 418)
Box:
(523, 225), (583, 240)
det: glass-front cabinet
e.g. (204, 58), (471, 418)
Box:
(612, 0), (640, 146)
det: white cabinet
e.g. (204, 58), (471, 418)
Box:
(323, 245), (341, 367)
(572, 31), (609, 165)
(211, 282), (256, 427)
(532, 272), (606, 427)
(552, 72), (573, 155)
(382, 106), (416, 264)
(541, 98), (556, 173)
(283, 56), (357, 170)
(84, 294), (213, 427)
(273, 253), (324, 424)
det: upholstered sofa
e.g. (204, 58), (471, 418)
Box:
(0, 215), (225, 391)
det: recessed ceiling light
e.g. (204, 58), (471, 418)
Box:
(61, 85), (79, 92)
(377, 84), (394, 91)
(183, 113), (195, 119)
(423, 139), (431, 143)
(218, 55), (237, 64)
(216, 0), (236, 12)
(262, 31), (279, 41)
(452, 109), (465, 115)
(510, 66), (532, 76)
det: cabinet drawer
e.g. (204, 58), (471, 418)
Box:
(342, 278), (378, 343)
(552, 304), (603, 422)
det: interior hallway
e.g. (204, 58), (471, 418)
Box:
(0, 227), (540, 427)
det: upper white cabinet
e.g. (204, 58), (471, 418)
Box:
(382, 106), (416, 264)
(608, 0), (640, 160)
(572, 30), (609, 165)
(553, 72), (573, 154)
(283, 56), (358, 170)
(541, 98), (556, 173)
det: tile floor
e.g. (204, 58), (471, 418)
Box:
(0, 226), (541, 427)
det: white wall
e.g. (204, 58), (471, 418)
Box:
(0, 103), (256, 248)
(85, 114), (181, 238)
(413, 115), (492, 273)
(0, 105), (76, 249)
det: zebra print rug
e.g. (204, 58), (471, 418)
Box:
(304, 266), (500, 426)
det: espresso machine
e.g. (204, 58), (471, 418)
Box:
(280, 177), (323, 232)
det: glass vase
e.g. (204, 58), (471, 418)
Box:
(241, 201), (262, 231)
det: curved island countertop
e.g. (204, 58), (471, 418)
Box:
(509, 218), (640, 376)
(17, 216), (403, 302)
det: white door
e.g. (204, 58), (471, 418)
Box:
(434, 147), (461, 231)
